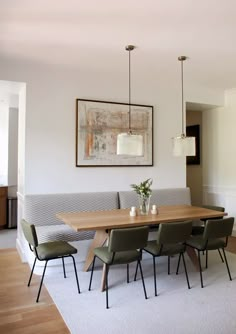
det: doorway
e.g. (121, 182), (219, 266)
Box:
(186, 102), (218, 206)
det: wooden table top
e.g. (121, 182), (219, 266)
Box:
(56, 205), (227, 232)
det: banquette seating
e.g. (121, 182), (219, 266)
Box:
(20, 188), (192, 264)
(20, 188), (191, 260)
(23, 188), (191, 245)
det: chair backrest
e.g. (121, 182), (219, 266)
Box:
(157, 221), (192, 245)
(108, 226), (149, 252)
(21, 219), (38, 248)
(203, 217), (234, 240)
(201, 205), (225, 221)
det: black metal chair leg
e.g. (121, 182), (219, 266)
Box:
(88, 256), (96, 291)
(36, 260), (48, 302)
(105, 264), (109, 309)
(182, 253), (190, 289)
(153, 256), (157, 297)
(62, 257), (66, 278)
(168, 256), (170, 275)
(198, 250), (204, 288)
(138, 260), (147, 299)
(70, 255), (80, 294)
(127, 263), (129, 283)
(222, 248), (232, 281)
(28, 257), (37, 286)
(176, 253), (181, 275)
(218, 249), (224, 263)
(205, 250), (208, 269)
(134, 261), (138, 281)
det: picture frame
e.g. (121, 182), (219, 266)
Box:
(75, 99), (153, 167)
(186, 124), (200, 165)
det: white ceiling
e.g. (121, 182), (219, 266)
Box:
(1, 0), (236, 93)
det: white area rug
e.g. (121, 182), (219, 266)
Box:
(43, 241), (236, 334)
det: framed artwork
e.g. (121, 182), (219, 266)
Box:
(186, 124), (200, 165)
(75, 99), (153, 167)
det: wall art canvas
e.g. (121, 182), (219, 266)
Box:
(76, 99), (153, 167)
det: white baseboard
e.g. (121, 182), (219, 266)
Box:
(16, 237), (27, 262)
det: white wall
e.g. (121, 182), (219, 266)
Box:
(203, 89), (236, 229)
(0, 104), (9, 185)
(0, 104), (19, 188)
(0, 58), (224, 195)
(8, 107), (18, 186)
(17, 84), (26, 196)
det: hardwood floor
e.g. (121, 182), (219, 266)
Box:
(226, 235), (236, 254)
(1, 237), (236, 333)
(0, 248), (69, 333)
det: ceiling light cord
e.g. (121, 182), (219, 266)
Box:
(126, 45), (135, 134)
(181, 59), (184, 135)
(178, 56), (187, 137)
(128, 48), (131, 133)
(172, 56), (196, 157)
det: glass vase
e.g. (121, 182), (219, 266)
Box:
(139, 195), (151, 215)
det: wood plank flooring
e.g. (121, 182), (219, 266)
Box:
(0, 248), (69, 333)
(1, 237), (236, 333)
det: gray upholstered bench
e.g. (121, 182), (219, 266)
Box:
(21, 187), (191, 265)
(24, 192), (119, 243)
(24, 188), (191, 244)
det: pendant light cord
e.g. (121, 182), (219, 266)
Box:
(178, 56), (187, 137)
(126, 45), (135, 134)
(181, 59), (184, 135)
(128, 48), (131, 133)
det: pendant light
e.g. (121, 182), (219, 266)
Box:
(117, 45), (143, 156)
(172, 56), (196, 156)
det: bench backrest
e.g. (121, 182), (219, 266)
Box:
(118, 187), (191, 209)
(24, 192), (119, 226)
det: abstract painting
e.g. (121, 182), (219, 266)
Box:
(76, 99), (153, 166)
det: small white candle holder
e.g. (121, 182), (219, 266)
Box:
(151, 204), (158, 215)
(130, 206), (137, 216)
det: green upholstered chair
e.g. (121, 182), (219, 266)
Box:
(186, 217), (234, 288)
(88, 226), (149, 309)
(192, 205), (225, 236)
(191, 205), (225, 262)
(137, 221), (192, 297)
(21, 219), (80, 302)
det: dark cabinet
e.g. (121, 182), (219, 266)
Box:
(0, 187), (7, 228)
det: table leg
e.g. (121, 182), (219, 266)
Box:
(101, 264), (107, 292)
(186, 246), (200, 271)
(83, 230), (108, 272)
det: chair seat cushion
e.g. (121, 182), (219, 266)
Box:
(36, 241), (77, 260)
(186, 236), (226, 250)
(94, 246), (140, 265)
(144, 240), (185, 256)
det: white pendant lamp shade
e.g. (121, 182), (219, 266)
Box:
(173, 135), (196, 156)
(172, 56), (196, 157)
(117, 133), (143, 156)
(116, 45), (144, 156)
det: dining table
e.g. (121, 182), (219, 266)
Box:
(56, 204), (227, 291)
